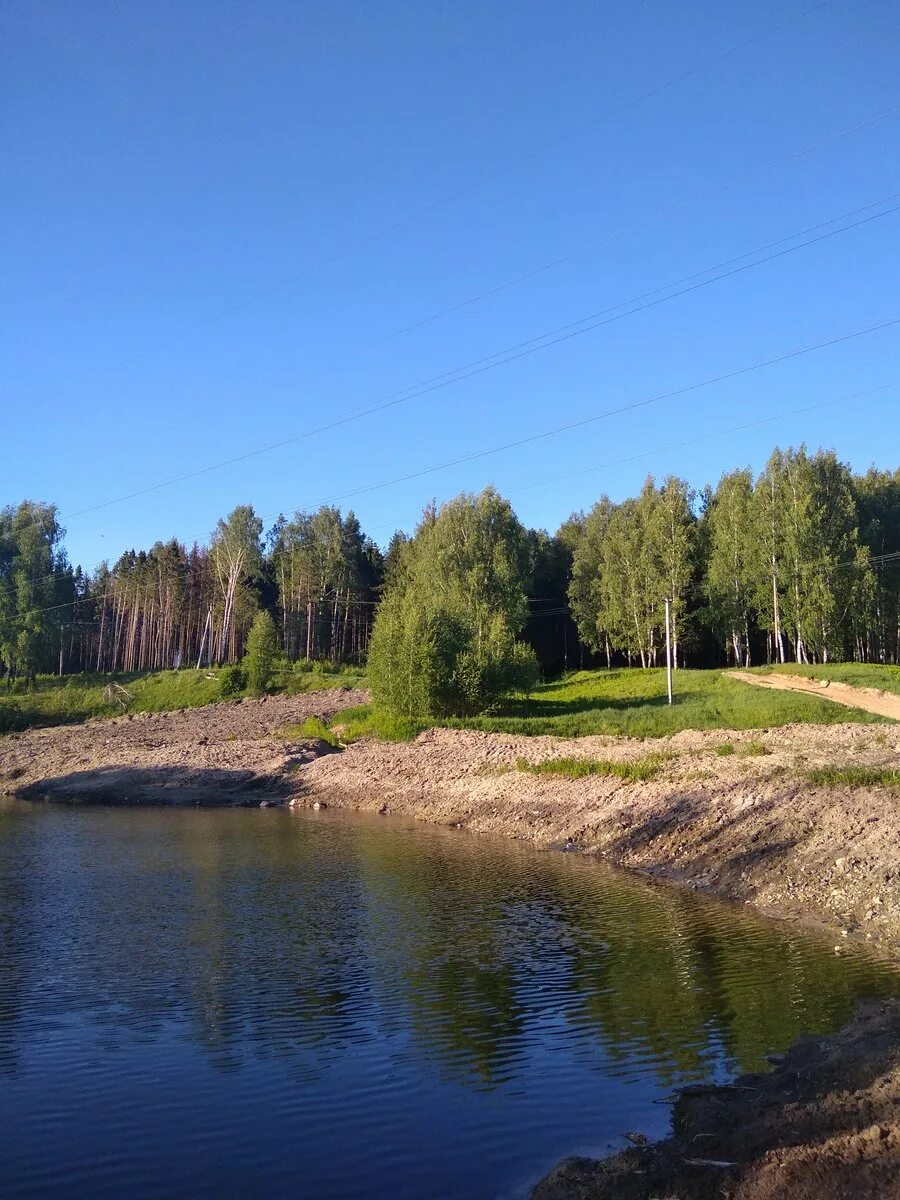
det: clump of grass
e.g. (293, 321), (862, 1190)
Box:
(741, 740), (770, 757)
(276, 716), (343, 748)
(334, 704), (424, 743)
(806, 765), (900, 791)
(715, 743), (736, 756)
(516, 754), (667, 782)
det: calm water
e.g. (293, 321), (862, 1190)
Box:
(0, 801), (897, 1199)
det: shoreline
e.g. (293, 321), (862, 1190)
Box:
(3, 694), (898, 948)
(296, 722), (900, 955)
(531, 997), (900, 1200)
(4, 694), (900, 1196)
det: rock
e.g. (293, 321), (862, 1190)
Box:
(312, 800), (327, 811)
(259, 800), (280, 808)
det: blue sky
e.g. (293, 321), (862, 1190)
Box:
(3, 0), (899, 571)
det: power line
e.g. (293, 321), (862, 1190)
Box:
(30, 0), (832, 410)
(270, 104), (899, 393)
(58, 190), (900, 521)
(286, 315), (900, 514)
(506, 383), (900, 498)
(12, 371), (899, 625)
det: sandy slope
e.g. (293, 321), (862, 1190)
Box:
(0, 688), (367, 806)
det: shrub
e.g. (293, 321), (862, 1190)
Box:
(369, 596), (538, 719)
(219, 663), (247, 698)
(244, 611), (278, 695)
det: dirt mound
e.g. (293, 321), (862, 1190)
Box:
(0, 689), (367, 806)
(532, 998), (900, 1200)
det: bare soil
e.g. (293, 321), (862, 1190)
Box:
(532, 997), (900, 1200)
(0, 688), (367, 806)
(731, 670), (900, 721)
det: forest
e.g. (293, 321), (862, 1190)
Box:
(1, 444), (898, 689)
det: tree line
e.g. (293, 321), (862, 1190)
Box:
(1, 444), (897, 693)
(0, 504), (383, 684)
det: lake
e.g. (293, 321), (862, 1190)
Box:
(0, 800), (896, 1199)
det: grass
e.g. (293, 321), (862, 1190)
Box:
(750, 662), (900, 697)
(0, 663), (366, 734)
(516, 753), (668, 782)
(806, 765), (900, 791)
(439, 668), (885, 739)
(275, 716), (343, 748)
(312, 666), (889, 745)
(331, 704), (426, 743)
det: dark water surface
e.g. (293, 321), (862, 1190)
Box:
(0, 800), (897, 1199)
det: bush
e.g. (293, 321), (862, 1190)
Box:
(369, 596), (538, 719)
(244, 611), (278, 695)
(219, 664), (247, 698)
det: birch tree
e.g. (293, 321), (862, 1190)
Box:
(210, 506), (262, 663)
(704, 468), (755, 665)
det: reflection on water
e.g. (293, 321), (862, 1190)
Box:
(0, 800), (896, 1199)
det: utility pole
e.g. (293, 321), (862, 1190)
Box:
(664, 597), (673, 705)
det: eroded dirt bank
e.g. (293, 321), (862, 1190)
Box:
(298, 723), (900, 952)
(0, 688), (367, 806)
(532, 997), (900, 1200)
(4, 701), (898, 946)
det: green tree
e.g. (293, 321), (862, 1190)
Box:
(368, 488), (537, 717)
(567, 498), (614, 665)
(210, 505), (263, 662)
(0, 502), (64, 685)
(704, 468), (756, 665)
(244, 610), (278, 695)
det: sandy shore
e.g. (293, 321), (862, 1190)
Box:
(0, 689), (368, 807)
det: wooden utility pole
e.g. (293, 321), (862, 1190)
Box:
(664, 597), (673, 705)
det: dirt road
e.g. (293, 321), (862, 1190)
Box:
(731, 670), (900, 721)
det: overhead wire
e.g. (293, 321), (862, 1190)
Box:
(12, 373), (899, 626)
(57, 188), (900, 521)
(29, 0), (833, 408)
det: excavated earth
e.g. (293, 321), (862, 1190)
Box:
(0, 688), (368, 807)
(532, 997), (900, 1200)
(2, 687), (900, 1198)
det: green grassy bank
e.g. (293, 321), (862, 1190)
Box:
(334, 665), (887, 742)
